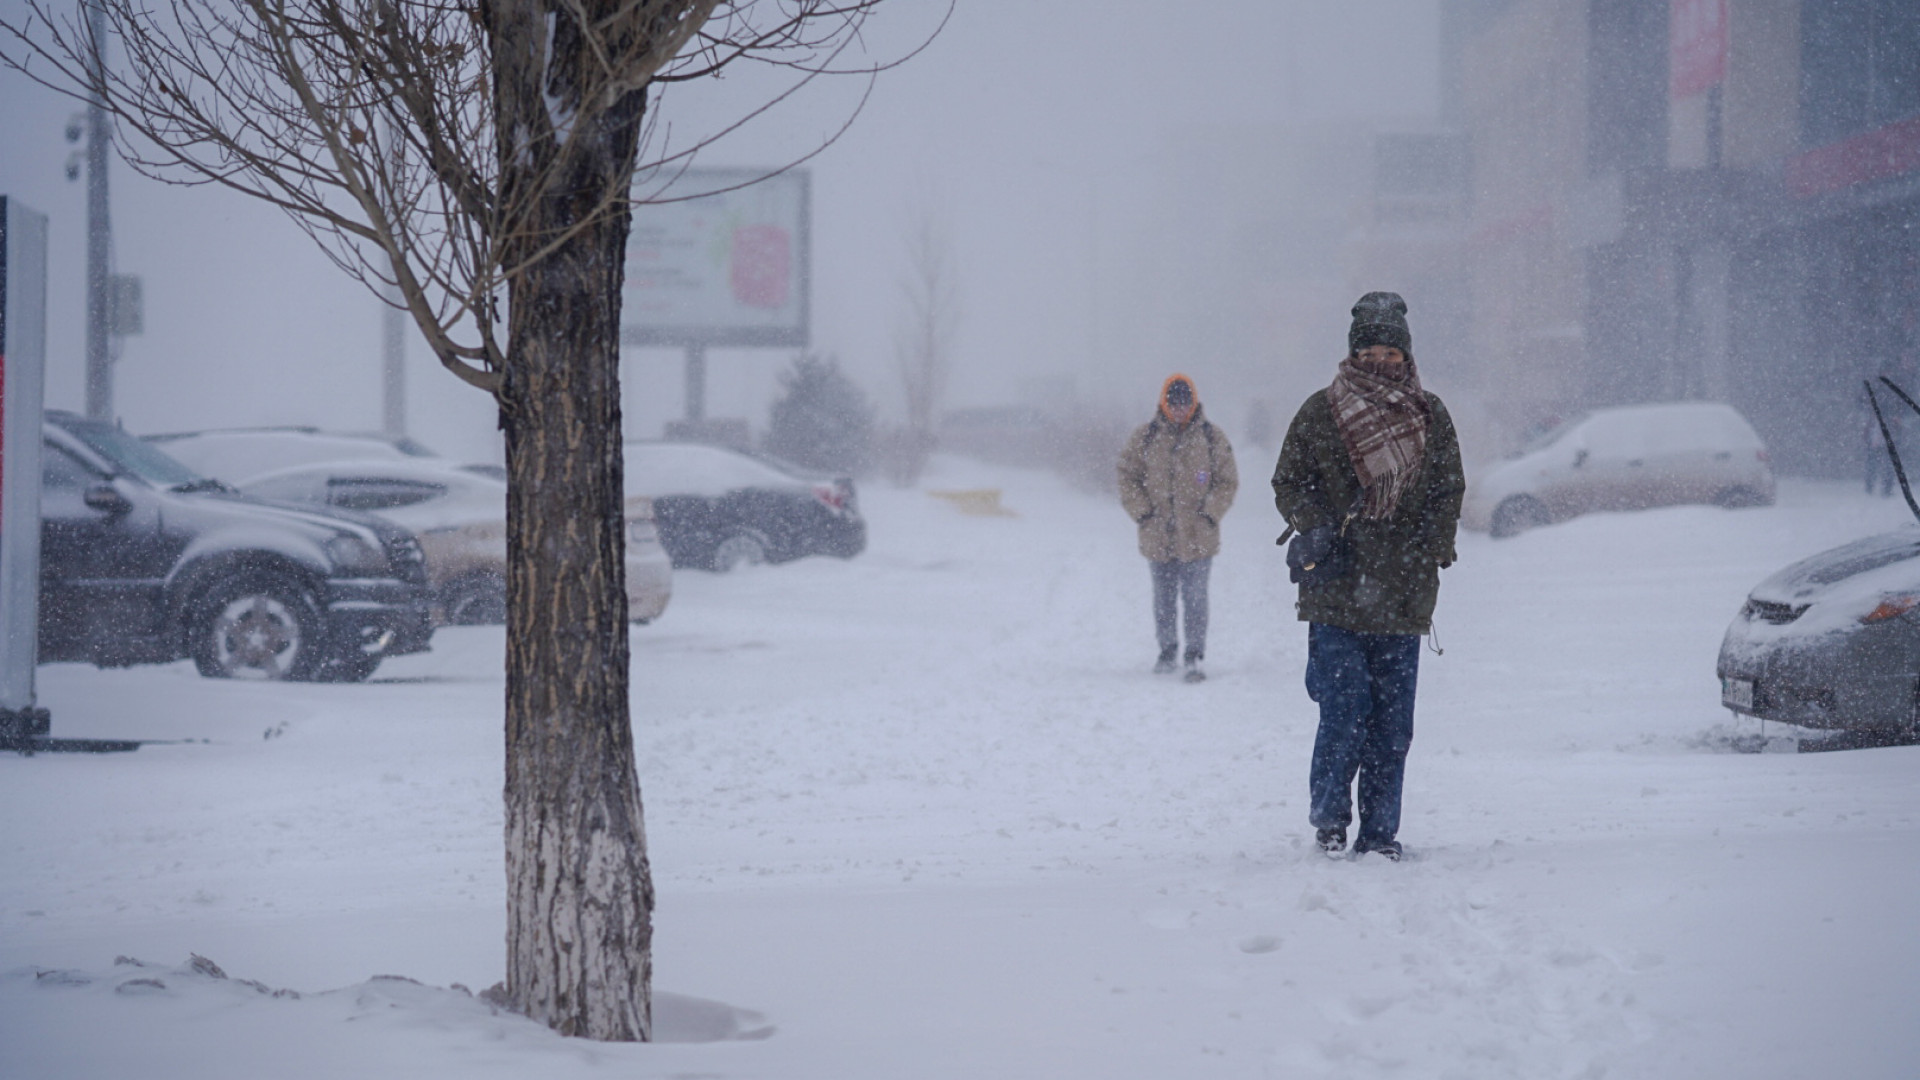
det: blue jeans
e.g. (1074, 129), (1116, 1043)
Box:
(1305, 623), (1419, 845)
(1150, 558), (1211, 660)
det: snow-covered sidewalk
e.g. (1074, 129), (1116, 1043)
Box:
(3, 458), (1916, 1079)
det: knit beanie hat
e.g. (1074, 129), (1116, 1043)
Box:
(1348, 291), (1412, 357)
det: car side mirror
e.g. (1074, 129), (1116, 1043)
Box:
(1572, 449), (1589, 469)
(83, 483), (132, 516)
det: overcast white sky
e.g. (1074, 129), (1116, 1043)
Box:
(0, 0), (1439, 463)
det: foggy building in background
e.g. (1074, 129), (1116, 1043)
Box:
(1343, 129), (1478, 450)
(1140, 126), (1367, 427)
(1437, 0), (1920, 476)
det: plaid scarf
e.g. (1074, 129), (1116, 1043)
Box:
(1327, 354), (1431, 519)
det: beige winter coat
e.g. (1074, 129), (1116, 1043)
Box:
(1117, 405), (1239, 562)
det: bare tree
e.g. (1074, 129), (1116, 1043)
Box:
(2, 0), (936, 1042)
(892, 197), (958, 483)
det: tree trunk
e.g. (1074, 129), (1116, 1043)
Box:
(500, 207), (653, 1040)
(494, 2), (654, 1040)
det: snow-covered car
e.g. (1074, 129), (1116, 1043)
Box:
(144, 427), (439, 486)
(1465, 401), (1774, 538)
(1716, 525), (1920, 739)
(623, 441), (866, 572)
(240, 459), (672, 625)
(40, 411), (434, 681)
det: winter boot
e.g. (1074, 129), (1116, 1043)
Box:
(1353, 837), (1403, 861)
(1315, 827), (1347, 854)
(1183, 652), (1206, 683)
(1153, 646), (1178, 675)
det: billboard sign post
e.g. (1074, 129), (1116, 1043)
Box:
(1, 196), (140, 754)
(1, 196), (51, 743)
(620, 169), (811, 430)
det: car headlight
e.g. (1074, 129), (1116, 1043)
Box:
(325, 534), (390, 575)
(1860, 594), (1920, 624)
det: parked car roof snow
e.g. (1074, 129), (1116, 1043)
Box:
(145, 428), (442, 486)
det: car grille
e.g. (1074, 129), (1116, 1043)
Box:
(1744, 598), (1807, 625)
(383, 534), (430, 586)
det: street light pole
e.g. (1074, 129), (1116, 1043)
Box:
(380, 117), (406, 438)
(83, 0), (113, 422)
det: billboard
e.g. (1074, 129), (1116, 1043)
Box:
(621, 168), (810, 348)
(1, 197), (48, 728)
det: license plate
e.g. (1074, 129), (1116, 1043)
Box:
(1722, 677), (1755, 711)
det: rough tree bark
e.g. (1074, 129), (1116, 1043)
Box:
(488, 0), (655, 1039)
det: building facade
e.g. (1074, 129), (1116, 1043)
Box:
(1445, 0), (1920, 474)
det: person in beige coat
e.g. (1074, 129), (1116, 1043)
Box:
(1117, 374), (1239, 681)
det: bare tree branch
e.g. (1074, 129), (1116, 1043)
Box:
(1, 0), (937, 399)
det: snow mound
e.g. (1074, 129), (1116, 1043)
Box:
(3, 954), (773, 1079)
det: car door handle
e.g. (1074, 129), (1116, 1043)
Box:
(83, 485), (133, 516)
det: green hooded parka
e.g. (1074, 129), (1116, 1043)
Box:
(1270, 389), (1464, 634)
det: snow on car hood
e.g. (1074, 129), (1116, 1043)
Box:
(1724, 524), (1920, 654)
(1749, 525), (1920, 605)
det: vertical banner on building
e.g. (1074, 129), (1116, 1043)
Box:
(1670, 0), (1729, 100)
(0, 196), (49, 735)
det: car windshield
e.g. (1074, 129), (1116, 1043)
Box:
(61, 420), (207, 489)
(1515, 413), (1587, 456)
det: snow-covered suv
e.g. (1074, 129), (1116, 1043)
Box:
(38, 411), (433, 681)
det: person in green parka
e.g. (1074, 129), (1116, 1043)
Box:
(1271, 292), (1464, 860)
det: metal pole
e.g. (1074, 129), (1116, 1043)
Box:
(380, 117), (405, 438)
(83, 0), (112, 422)
(685, 342), (706, 422)
(382, 287), (406, 437)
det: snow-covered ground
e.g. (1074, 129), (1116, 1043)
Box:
(3, 455), (1917, 1079)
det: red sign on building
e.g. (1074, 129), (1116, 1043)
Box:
(1670, 0), (1729, 99)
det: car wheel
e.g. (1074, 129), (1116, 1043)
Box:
(190, 573), (327, 681)
(1713, 486), (1770, 509)
(710, 530), (768, 572)
(444, 573), (507, 625)
(1490, 496), (1548, 539)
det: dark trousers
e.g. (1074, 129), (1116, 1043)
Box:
(1149, 557), (1211, 661)
(1305, 623), (1419, 845)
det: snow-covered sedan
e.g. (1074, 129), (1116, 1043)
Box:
(623, 441), (866, 572)
(242, 459), (672, 625)
(1717, 525), (1920, 740)
(1465, 402), (1774, 538)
